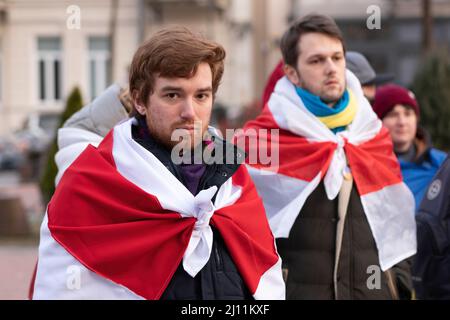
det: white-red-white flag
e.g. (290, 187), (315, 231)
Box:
(236, 71), (416, 271)
(31, 119), (285, 300)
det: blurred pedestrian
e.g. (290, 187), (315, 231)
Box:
(261, 60), (284, 108)
(413, 152), (450, 299)
(373, 84), (446, 209)
(345, 51), (393, 104)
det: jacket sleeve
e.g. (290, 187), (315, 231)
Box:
(54, 84), (129, 186)
(413, 152), (450, 299)
(63, 83), (129, 137)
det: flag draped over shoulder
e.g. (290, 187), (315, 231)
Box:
(32, 119), (285, 300)
(236, 71), (417, 271)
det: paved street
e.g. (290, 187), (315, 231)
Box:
(0, 240), (39, 300)
(0, 170), (43, 300)
(0, 170), (44, 232)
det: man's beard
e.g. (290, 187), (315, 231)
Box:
(297, 70), (346, 105)
(320, 91), (344, 105)
(152, 122), (206, 151)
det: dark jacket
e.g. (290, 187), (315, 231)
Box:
(61, 85), (253, 300)
(131, 122), (252, 300)
(413, 152), (450, 299)
(276, 180), (413, 300)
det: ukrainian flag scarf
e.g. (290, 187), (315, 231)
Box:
(236, 74), (416, 271)
(295, 87), (357, 133)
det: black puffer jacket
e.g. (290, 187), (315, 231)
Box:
(276, 181), (413, 300)
(413, 152), (450, 299)
(132, 123), (252, 300)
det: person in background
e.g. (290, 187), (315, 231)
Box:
(373, 84), (447, 209)
(261, 60), (285, 108)
(345, 51), (394, 104)
(238, 14), (416, 300)
(413, 152), (450, 299)
(261, 51), (393, 108)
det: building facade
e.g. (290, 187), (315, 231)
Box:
(0, 0), (449, 135)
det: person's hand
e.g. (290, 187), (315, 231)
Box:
(118, 86), (133, 114)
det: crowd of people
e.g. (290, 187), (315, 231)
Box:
(29, 14), (449, 300)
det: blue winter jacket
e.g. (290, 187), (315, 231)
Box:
(400, 148), (446, 210)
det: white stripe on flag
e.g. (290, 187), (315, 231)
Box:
(253, 257), (285, 300)
(246, 165), (321, 238)
(360, 183), (417, 270)
(33, 214), (143, 300)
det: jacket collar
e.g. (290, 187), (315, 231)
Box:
(131, 117), (245, 174)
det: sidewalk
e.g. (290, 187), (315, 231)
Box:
(0, 239), (39, 300)
(0, 170), (43, 300)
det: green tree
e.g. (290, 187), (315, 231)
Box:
(411, 50), (450, 151)
(40, 87), (83, 203)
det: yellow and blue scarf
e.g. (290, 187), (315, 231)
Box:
(295, 87), (357, 133)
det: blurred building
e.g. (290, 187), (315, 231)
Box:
(0, 0), (449, 136)
(0, 0), (139, 136)
(0, 0), (257, 134)
(289, 0), (450, 86)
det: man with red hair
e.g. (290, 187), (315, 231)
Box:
(31, 27), (284, 300)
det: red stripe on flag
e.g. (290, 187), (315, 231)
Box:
(345, 127), (403, 195)
(236, 105), (336, 181)
(48, 138), (194, 299)
(47, 129), (280, 299)
(212, 165), (279, 294)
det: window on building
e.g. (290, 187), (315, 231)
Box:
(88, 36), (111, 99)
(38, 37), (62, 102)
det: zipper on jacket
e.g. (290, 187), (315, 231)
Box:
(214, 243), (223, 271)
